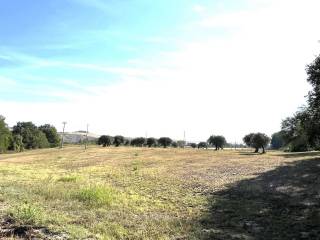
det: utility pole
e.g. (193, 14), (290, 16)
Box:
(85, 124), (89, 150)
(60, 122), (67, 149)
(183, 130), (186, 148)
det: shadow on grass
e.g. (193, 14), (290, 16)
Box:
(197, 158), (320, 240)
(238, 152), (261, 156)
(275, 151), (320, 159)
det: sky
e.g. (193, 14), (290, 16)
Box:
(0, 0), (320, 143)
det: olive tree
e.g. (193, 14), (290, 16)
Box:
(158, 137), (172, 148)
(198, 142), (208, 149)
(207, 135), (226, 150)
(243, 132), (270, 153)
(113, 135), (124, 147)
(146, 137), (157, 147)
(131, 137), (146, 147)
(98, 135), (113, 147)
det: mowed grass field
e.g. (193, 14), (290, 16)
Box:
(0, 146), (319, 239)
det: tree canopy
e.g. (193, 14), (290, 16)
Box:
(0, 116), (11, 153)
(146, 137), (157, 147)
(114, 135), (125, 147)
(243, 133), (270, 153)
(98, 135), (113, 147)
(131, 137), (146, 147)
(39, 124), (60, 147)
(280, 54), (320, 151)
(207, 135), (226, 150)
(158, 137), (172, 148)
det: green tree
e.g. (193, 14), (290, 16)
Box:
(39, 124), (60, 147)
(207, 135), (226, 150)
(114, 135), (124, 147)
(34, 130), (49, 148)
(171, 141), (178, 148)
(12, 122), (49, 149)
(198, 142), (208, 149)
(0, 115), (11, 153)
(281, 54), (320, 151)
(271, 131), (285, 150)
(158, 137), (172, 148)
(9, 134), (24, 152)
(131, 137), (146, 147)
(190, 143), (197, 148)
(98, 135), (113, 147)
(146, 137), (157, 147)
(243, 133), (270, 153)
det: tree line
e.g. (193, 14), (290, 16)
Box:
(97, 134), (270, 153)
(270, 53), (320, 152)
(0, 118), (60, 153)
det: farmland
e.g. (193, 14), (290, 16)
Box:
(0, 147), (319, 239)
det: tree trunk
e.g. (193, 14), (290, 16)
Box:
(262, 146), (266, 154)
(254, 148), (259, 153)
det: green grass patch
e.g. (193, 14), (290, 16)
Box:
(8, 202), (44, 225)
(73, 185), (116, 207)
(57, 175), (80, 183)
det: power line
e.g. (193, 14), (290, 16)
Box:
(85, 124), (89, 150)
(60, 121), (67, 149)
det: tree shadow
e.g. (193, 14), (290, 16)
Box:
(238, 152), (262, 156)
(275, 151), (320, 158)
(197, 158), (320, 240)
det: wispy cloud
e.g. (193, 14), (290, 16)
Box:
(69, 0), (113, 13)
(192, 4), (206, 14)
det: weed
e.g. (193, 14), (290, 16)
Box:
(8, 202), (44, 225)
(74, 185), (115, 207)
(57, 175), (79, 183)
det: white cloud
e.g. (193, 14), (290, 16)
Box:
(193, 4), (206, 14)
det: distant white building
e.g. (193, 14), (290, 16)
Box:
(58, 131), (100, 144)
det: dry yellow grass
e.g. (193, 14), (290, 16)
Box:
(0, 146), (319, 239)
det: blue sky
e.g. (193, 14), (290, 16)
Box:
(1, 0), (320, 141)
(0, 0), (214, 101)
